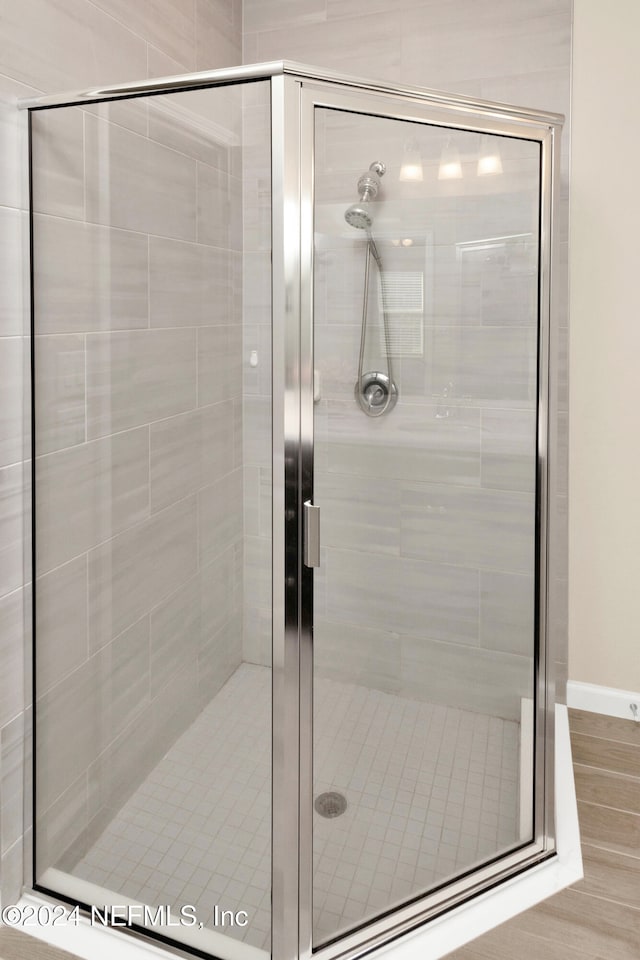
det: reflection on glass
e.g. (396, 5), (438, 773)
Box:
(32, 81), (273, 958)
(312, 107), (540, 946)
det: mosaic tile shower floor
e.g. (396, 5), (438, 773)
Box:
(73, 663), (520, 950)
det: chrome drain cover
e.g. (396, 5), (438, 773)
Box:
(314, 791), (347, 819)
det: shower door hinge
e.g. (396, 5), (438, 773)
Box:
(303, 500), (320, 568)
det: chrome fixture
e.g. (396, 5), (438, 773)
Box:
(344, 159), (386, 229)
(345, 161), (399, 417)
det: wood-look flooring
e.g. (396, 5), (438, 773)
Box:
(2, 708), (638, 960)
(0, 928), (79, 960)
(446, 707), (640, 960)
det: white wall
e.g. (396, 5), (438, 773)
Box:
(569, 0), (640, 692)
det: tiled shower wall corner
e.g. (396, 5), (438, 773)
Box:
(240, 1), (572, 708)
(0, 0), (242, 905)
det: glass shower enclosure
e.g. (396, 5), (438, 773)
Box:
(27, 61), (562, 960)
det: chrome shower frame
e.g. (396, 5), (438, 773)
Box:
(22, 60), (564, 960)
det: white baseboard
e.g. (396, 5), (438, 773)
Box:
(566, 680), (640, 722)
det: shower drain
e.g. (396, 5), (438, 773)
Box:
(314, 791), (347, 819)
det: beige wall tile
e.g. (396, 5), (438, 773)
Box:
(36, 428), (149, 574)
(148, 93), (233, 168)
(86, 329), (196, 439)
(101, 617), (151, 743)
(244, 0), (326, 33)
(197, 325), (242, 405)
(195, 0), (242, 71)
(314, 619), (401, 694)
(198, 611), (242, 705)
(88, 495), (197, 651)
(0, 587), (26, 737)
(317, 471), (400, 556)
(83, 87), (149, 137)
(197, 162), (242, 249)
(0, 208), (27, 337)
(150, 660), (199, 750)
(326, 547), (479, 645)
(251, 11), (402, 79)
(1, 713), (25, 855)
(150, 401), (235, 512)
(150, 575), (199, 698)
(147, 44), (188, 79)
(399, 9), (571, 90)
(35, 771), (88, 875)
(33, 215), (149, 334)
(86, 700), (159, 830)
(150, 238), (235, 328)
(481, 409), (536, 493)
(0, 837), (24, 912)
(322, 401), (482, 486)
(0, 338), (25, 469)
(148, 0), (197, 70)
(198, 468), (243, 568)
(37, 617), (150, 815)
(34, 334), (85, 455)
(35, 555), (88, 695)
(400, 482), (534, 573)
(480, 570), (534, 657)
(400, 632), (532, 719)
(242, 396), (271, 468)
(0, 76), (35, 211)
(0, 464), (25, 601)
(2, 0), (147, 92)
(36, 658), (100, 812)
(31, 107), (84, 220)
(85, 114), (197, 240)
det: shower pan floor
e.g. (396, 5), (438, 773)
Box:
(72, 663), (520, 950)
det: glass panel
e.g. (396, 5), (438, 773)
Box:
(312, 107), (540, 946)
(32, 79), (272, 958)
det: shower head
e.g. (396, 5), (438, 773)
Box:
(345, 202), (374, 230)
(344, 160), (386, 231)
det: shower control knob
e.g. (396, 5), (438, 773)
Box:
(355, 371), (398, 417)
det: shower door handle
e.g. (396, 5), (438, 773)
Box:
(303, 501), (320, 568)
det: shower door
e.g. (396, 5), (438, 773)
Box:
(291, 81), (555, 957)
